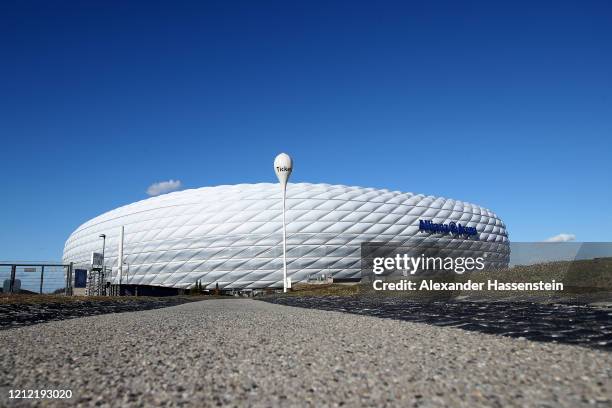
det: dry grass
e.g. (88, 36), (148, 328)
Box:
(289, 283), (362, 296)
(0, 294), (212, 305)
(284, 258), (612, 301)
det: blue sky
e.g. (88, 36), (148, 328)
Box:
(1, 0), (610, 261)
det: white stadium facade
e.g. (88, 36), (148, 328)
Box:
(62, 183), (510, 292)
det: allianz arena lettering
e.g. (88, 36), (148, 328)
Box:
(62, 183), (510, 290)
(419, 220), (479, 238)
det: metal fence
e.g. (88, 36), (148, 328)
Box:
(0, 262), (73, 295)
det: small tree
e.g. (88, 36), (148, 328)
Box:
(191, 280), (203, 295)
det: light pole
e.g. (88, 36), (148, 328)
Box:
(99, 234), (106, 295)
(117, 226), (124, 292)
(274, 153), (293, 292)
(99, 234), (106, 268)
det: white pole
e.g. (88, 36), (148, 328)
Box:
(274, 153), (293, 293)
(282, 186), (287, 292)
(117, 225), (124, 286)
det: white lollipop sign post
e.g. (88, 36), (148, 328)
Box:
(274, 153), (293, 292)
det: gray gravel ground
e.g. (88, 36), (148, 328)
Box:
(0, 297), (201, 330)
(0, 299), (610, 408)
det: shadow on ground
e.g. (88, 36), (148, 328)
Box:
(262, 296), (612, 350)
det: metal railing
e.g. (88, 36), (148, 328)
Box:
(0, 262), (73, 295)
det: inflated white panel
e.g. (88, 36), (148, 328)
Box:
(62, 183), (510, 289)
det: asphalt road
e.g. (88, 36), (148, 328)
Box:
(0, 299), (610, 407)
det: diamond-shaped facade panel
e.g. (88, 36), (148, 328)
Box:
(62, 183), (510, 289)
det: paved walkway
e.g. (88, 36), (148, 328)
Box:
(0, 299), (610, 407)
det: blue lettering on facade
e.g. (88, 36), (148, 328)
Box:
(419, 219), (478, 238)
